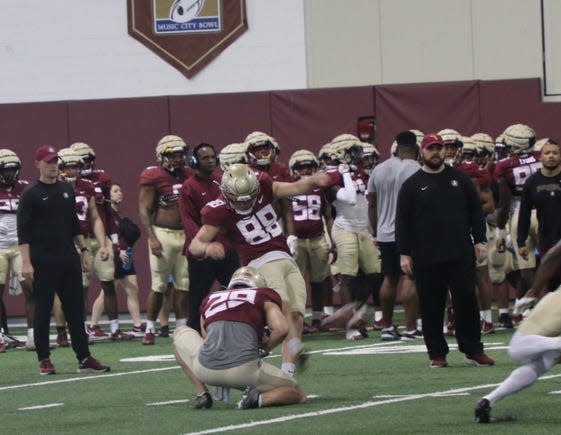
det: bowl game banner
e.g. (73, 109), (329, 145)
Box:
(127, 0), (247, 78)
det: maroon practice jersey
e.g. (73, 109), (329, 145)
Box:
(328, 169), (368, 193)
(201, 171), (289, 264)
(0, 180), (28, 213)
(494, 152), (542, 196)
(250, 161), (290, 182)
(200, 286), (282, 334)
(179, 170), (231, 256)
(73, 179), (96, 236)
(291, 187), (326, 239)
(139, 165), (188, 208)
(457, 161), (493, 189)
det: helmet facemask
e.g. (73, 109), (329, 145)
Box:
(248, 141), (274, 167)
(0, 164), (20, 186)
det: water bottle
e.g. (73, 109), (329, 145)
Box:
(123, 247), (133, 271)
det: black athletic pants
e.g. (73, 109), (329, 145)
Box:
(414, 259), (483, 359)
(33, 252), (90, 361)
(187, 249), (240, 332)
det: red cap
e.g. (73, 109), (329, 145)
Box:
(35, 145), (59, 162)
(421, 134), (444, 150)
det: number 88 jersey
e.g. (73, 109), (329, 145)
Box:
(201, 171), (290, 265)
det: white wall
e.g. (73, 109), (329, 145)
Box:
(305, 0), (543, 86)
(0, 0), (550, 103)
(0, 0), (308, 103)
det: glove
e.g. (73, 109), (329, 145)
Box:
(286, 235), (298, 256)
(513, 296), (537, 315)
(338, 163), (350, 174)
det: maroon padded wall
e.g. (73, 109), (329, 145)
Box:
(168, 91), (271, 148)
(269, 86), (375, 158)
(375, 81), (480, 158)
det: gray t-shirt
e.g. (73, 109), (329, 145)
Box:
(198, 321), (258, 370)
(368, 156), (420, 243)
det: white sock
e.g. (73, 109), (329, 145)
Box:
(175, 318), (187, 328)
(84, 322), (89, 333)
(282, 363), (295, 377)
(499, 308), (509, 315)
(287, 337), (302, 356)
(486, 361), (545, 406)
(374, 310), (383, 322)
(146, 320), (156, 333)
(417, 318), (423, 330)
(110, 319), (119, 334)
(27, 328), (34, 342)
(480, 310), (492, 323)
(323, 306), (334, 315)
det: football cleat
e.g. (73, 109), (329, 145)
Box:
(56, 330), (69, 347)
(430, 357), (448, 368)
(236, 387), (260, 410)
(380, 326), (401, 341)
(77, 356), (110, 373)
(142, 332), (155, 345)
(498, 313), (514, 329)
(110, 330), (135, 341)
(157, 325), (170, 338)
(480, 320), (495, 335)
(465, 353), (495, 367)
(475, 398), (491, 423)
(39, 358), (56, 375)
(87, 325), (108, 338)
(194, 391), (213, 409)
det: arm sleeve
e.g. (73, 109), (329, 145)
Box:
(464, 175), (487, 244)
(17, 188), (33, 245)
(335, 172), (357, 205)
(395, 182), (412, 255)
(516, 177), (533, 247)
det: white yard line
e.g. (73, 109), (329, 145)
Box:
(147, 399), (190, 406)
(19, 403), (63, 411)
(0, 366), (179, 391)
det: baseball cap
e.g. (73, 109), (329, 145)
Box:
(421, 134), (444, 150)
(35, 145), (59, 162)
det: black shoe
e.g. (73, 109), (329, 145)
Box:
(158, 325), (170, 338)
(475, 398), (491, 423)
(236, 387), (260, 409)
(194, 391), (213, 409)
(498, 313), (514, 329)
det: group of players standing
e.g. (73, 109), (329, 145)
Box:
(0, 123), (558, 411)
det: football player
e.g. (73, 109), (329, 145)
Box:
(179, 143), (240, 334)
(288, 149), (334, 331)
(457, 138), (497, 334)
(70, 142), (120, 338)
(173, 266), (306, 410)
(189, 163), (333, 376)
(494, 124), (541, 312)
(0, 149), (34, 350)
(139, 134), (192, 345)
(218, 142), (248, 170)
(321, 134), (383, 340)
(475, 238), (561, 423)
(438, 128), (463, 166)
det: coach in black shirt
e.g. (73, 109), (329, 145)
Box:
(18, 145), (109, 375)
(396, 134), (494, 368)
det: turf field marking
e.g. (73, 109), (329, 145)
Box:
(19, 403), (63, 411)
(147, 399), (190, 406)
(182, 373), (561, 435)
(0, 366), (179, 392)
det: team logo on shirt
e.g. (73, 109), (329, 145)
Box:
(63, 192), (69, 199)
(451, 180), (459, 187)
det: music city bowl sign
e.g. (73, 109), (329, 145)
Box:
(127, 0), (247, 78)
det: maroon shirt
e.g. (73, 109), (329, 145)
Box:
(0, 180), (28, 213)
(73, 179), (96, 236)
(139, 165), (188, 208)
(494, 152), (542, 196)
(291, 187), (326, 239)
